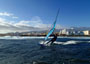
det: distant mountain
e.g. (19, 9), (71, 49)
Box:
(6, 27), (90, 34)
(69, 27), (90, 31)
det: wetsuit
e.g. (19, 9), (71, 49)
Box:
(47, 35), (57, 45)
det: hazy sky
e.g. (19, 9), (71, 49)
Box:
(0, 0), (90, 33)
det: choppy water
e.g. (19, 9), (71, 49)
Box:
(0, 37), (90, 64)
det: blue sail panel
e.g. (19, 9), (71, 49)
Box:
(45, 21), (56, 40)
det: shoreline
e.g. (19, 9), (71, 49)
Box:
(0, 35), (90, 37)
(9, 35), (90, 37)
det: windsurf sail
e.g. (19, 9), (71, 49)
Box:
(45, 9), (59, 40)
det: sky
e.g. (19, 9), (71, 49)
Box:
(0, 0), (90, 33)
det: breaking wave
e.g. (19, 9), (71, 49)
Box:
(39, 40), (90, 46)
(54, 40), (90, 45)
(0, 36), (45, 39)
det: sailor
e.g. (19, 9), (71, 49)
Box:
(47, 33), (57, 45)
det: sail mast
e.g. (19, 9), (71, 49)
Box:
(53, 8), (60, 33)
(55, 8), (60, 24)
(45, 9), (60, 40)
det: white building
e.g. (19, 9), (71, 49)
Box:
(59, 29), (84, 35)
(59, 29), (67, 35)
(59, 29), (73, 35)
(83, 30), (90, 35)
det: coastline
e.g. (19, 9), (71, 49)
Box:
(0, 35), (90, 37)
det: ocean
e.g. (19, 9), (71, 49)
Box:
(0, 36), (90, 64)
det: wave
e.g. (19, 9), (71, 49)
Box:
(39, 40), (90, 46)
(54, 40), (78, 45)
(0, 36), (90, 40)
(54, 40), (90, 45)
(0, 36), (45, 39)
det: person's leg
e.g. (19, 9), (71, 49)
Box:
(50, 41), (54, 45)
(46, 40), (51, 44)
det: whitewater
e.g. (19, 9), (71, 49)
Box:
(1, 36), (90, 45)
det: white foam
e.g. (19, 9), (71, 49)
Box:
(62, 41), (78, 45)
(54, 40), (82, 45)
(0, 36), (90, 40)
(0, 36), (57, 40)
(39, 41), (51, 46)
(0, 36), (46, 39)
(54, 40), (90, 45)
(39, 40), (79, 46)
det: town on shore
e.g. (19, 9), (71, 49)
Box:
(0, 28), (90, 37)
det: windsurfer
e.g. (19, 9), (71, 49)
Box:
(47, 34), (57, 45)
